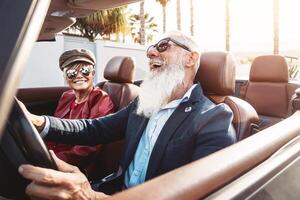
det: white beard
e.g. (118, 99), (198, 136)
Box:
(136, 63), (185, 118)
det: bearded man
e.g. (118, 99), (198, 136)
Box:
(19, 31), (236, 199)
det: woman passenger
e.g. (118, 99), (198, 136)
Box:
(46, 49), (114, 177)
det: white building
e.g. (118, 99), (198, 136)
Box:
(20, 34), (149, 88)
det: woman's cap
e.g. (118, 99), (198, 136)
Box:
(59, 49), (95, 71)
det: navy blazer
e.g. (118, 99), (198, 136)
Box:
(46, 84), (236, 183)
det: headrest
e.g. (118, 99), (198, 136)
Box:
(195, 52), (236, 95)
(250, 55), (289, 82)
(104, 56), (136, 83)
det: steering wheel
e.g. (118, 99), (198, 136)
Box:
(0, 98), (57, 199)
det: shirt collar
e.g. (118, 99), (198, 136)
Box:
(162, 84), (197, 110)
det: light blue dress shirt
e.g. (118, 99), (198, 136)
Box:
(124, 84), (197, 188)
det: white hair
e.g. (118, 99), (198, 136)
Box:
(137, 53), (185, 118)
(160, 31), (200, 68)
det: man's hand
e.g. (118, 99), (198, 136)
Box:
(18, 151), (109, 200)
(17, 100), (46, 132)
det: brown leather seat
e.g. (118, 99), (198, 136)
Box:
(195, 52), (259, 140)
(98, 56), (140, 111)
(95, 56), (140, 177)
(240, 55), (300, 129)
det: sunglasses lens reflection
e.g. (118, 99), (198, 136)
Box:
(80, 66), (91, 76)
(66, 69), (77, 79)
(146, 39), (170, 55)
(156, 40), (170, 52)
(66, 67), (92, 79)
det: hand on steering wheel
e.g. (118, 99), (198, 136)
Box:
(19, 151), (109, 200)
(16, 99), (46, 132)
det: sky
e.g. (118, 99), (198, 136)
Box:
(128, 0), (300, 54)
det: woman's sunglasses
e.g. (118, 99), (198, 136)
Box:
(147, 37), (192, 54)
(65, 66), (93, 80)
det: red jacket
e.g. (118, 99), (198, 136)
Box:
(47, 87), (114, 173)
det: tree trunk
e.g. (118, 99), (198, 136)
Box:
(163, 6), (166, 33)
(139, 1), (146, 45)
(116, 32), (120, 42)
(176, 0), (181, 30)
(225, 0), (230, 51)
(122, 32), (125, 43)
(273, 0), (279, 55)
(190, 0), (194, 36)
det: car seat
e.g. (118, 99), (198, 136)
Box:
(195, 52), (259, 140)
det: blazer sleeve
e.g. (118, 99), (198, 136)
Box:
(192, 103), (237, 160)
(45, 103), (133, 146)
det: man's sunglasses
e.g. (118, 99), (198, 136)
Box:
(147, 37), (192, 54)
(65, 66), (93, 80)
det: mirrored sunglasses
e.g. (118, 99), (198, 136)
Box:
(65, 66), (93, 80)
(147, 37), (192, 54)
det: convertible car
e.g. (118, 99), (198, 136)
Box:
(0, 0), (299, 199)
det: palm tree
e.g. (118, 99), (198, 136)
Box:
(68, 7), (129, 41)
(140, 1), (146, 45)
(129, 13), (158, 44)
(225, 0), (230, 51)
(273, 0), (279, 55)
(176, 0), (181, 30)
(106, 8), (129, 40)
(156, 0), (170, 33)
(190, 0), (194, 36)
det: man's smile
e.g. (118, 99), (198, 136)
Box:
(149, 59), (165, 71)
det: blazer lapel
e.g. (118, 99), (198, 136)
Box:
(122, 115), (149, 169)
(145, 100), (194, 179)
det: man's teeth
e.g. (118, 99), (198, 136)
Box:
(151, 61), (163, 67)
